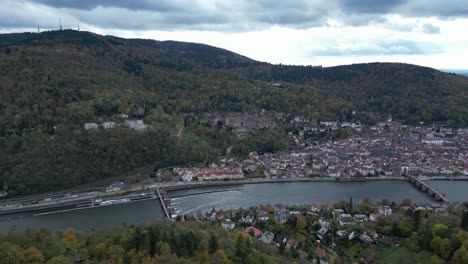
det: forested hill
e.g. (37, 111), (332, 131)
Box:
(0, 30), (467, 195)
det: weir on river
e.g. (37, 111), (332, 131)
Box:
(155, 187), (171, 220)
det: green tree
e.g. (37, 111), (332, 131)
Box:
(430, 255), (444, 264)
(208, 233), (218, 255)
(211, 249), (228, 264)
(62, 228), (77, 254)
(432, 224), (450, 238)
(106, 245), (125, 264)
(461, 211), (468, 231)
(0, 243), (26, 264)
(400, 221), (415, 237)
(24, 246), (45, 264)
(46, 256), (71, 264)
(296, 215), (308, 230)
(431, 237), (451, 260)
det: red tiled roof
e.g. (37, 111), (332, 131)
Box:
(315, 247), (326, 257)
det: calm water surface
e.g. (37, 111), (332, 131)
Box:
(0, 199), (164, 231)
(169, 181), (434, 215)
(424, 180), (468, 202)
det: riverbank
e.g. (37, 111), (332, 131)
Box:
(1, 175), (464, 216)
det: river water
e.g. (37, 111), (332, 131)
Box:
(0, 180), (466, 231)
(168, 181), (434, 215)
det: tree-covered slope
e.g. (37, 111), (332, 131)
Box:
(0, 30), (467, 195)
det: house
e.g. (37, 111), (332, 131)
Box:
(353, 214), (368, 223)
(118, 113), (129, 119)
(359, 230), (378, 244)
(221, 219), (236, 230)
(286, 238), (298, 249)
(339, 214), (354, 226)
(317, 227), (329, 240)
(289, 210), (301, 215)
(377, 206), (392, 216)
(315, 247), (327, 259)
(369, 213), (380, 222)
(102, 122), (116, 129)
(124, 120), (148, 131)
(310, 203), (322, 213)
(333, 208), (345, 216)
(84, 123), (98, 130)
(259, 211), (269, 221)
(216, 209), (226, 220)
(336, 230), (348, 238)
(246, 226), (263, 238)
(319, 218), (331, 228)
(242, 211), (254, 224)
(0, 191), (7, 197)
(105, 181), (124, 192)
(260, 231), (275, 244)
(275, 212), (288, 224)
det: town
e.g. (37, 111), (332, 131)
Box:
(168, 114), (467, 182)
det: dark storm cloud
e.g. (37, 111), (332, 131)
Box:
(0, 0), (466, 31)
(28, 0), (181, 11)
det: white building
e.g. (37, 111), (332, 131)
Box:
(102, 122), (116, 129)
(124, 120), (148, 131)
(377, 206), (392, 216)
(84, 123), (98, 130)
(221, 219), (236, 230)
(422, 137), (443, 145)
(179, 166), (244, 181)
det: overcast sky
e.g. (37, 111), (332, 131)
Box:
(1, 0), (467, 69)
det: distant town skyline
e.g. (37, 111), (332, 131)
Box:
(1, 0), (467, 69)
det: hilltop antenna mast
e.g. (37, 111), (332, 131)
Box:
(37, 27), (40, 33)
(77, 21), (80, 31)
(59, 17), (62, 30)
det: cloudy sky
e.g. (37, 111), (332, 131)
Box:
(1, 0), (467, 70)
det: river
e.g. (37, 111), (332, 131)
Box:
(0, 180), (466, 231)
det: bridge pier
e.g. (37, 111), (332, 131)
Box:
(403, 174), (450, 204)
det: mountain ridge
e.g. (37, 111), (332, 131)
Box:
(0, 30), (467, 195)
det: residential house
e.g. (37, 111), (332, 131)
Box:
(317, 227), (329, 240)
(353, 214), (368, 223)
(242, 211), (254, 224)
(286, 238), (298, 249)
(246, 226), (263, 238)
(369, 213), (380, 222)
(105, 181), (124, 192)
(275, 212), (288, 224)
(377, 206), (392, 216)
(333, 208), (345, 217)
(221, 219), (236, 230)
(124, 120), (148, 131)
(260, 231), (275, 244)
(339, 214), (354, 226)
(315, 247), (327, 259)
